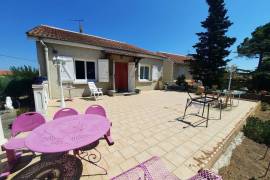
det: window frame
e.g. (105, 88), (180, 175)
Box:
(74, 59), (97, 84)
(138, 64), (151, 82)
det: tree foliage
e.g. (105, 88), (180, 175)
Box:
(237, 22), (270, 69)
(9, 65), (38, 79)
(251, 57), (270, 91)
(3, 65), (38, 98)
(243, 116), (270, 146)
(190, 0), (236, 87)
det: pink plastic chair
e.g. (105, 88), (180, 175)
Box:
(85, 105), (114, 145)
(2, 112), (46, 177)
(53, 108), (79, 120)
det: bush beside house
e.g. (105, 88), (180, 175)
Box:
(0, 65), (39, 110)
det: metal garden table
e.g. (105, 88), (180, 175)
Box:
(214, 90), (245, 107)
(25, 114), (111, 175)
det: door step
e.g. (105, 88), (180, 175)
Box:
(115, 92), (137, 96)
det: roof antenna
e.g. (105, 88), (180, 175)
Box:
(71, 19), (84, 33)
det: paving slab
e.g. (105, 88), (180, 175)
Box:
(1, 91), (258, 179)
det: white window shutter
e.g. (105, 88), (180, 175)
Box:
(98, 59), (109, 82)
(61, 57), (75, 82)
(152, 65), (159, 81)
(128, 62), (135, 91)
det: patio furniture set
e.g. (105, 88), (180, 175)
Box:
(1, 105), (113, 178)
(62, 82), (103, 101)
(1, 103), (223, 179)
(181, 88), (245, 128)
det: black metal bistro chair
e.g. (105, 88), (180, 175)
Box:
(182, 88), (222, 127)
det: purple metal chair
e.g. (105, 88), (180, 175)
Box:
(53, 108), (79, 120)
(111, 156), (222, 180)
(111, 156), (179, 180)
(85, 105), (114, 145)
(8, 112), (46, 146)
(1, 112), (46, 177)
(187, 169), (222, 180)
(85, 105), (107, 117)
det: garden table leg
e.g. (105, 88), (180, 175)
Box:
(206, 103), (209, 127)
(219, 99), (222, 119)
(6, 149), (17, 167)
(77, 148), (107, 176)
(104, 129), (114, 145)
(0, 149), (19, 178)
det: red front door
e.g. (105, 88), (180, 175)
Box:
(115, 62), (128, 92)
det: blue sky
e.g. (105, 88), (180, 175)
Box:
(0, 0), (269, 70)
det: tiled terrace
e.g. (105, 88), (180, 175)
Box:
(5, 91), (257, 179)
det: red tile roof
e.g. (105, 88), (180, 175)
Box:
(27, 25), (165, 59)
(157, 52), (193, 63)
(0, 70), (12, 76)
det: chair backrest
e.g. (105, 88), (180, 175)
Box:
(111, 156), (180, 180)
(85, 105), (106, 117)
(53, 108), (79, 120)
(12, 112), (46, 137)
(88, 82), (97, 91)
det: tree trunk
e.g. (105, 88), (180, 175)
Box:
(258, 53), (263, 70)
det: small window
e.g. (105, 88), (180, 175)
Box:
(86, 61), (95, 80)
(139, 65), (150, 80)
(75, 60), (85, 79)
(75, 60), (96, 81)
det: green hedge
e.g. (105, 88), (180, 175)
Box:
(243, 116), (270, 145)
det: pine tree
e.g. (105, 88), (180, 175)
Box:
(190, 0), (236, 87)
(237, 22), (270, 70)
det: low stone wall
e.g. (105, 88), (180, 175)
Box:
(203, 101), (261, 169)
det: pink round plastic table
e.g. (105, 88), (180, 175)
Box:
(25, 114), (110, 153)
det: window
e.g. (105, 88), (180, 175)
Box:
(86, 62), (95, 79)
(75, 60), (96, 81)
(139, 65), (150, 80)
(75, 61), (85, 79)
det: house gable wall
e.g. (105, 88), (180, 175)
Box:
(135, 58), (163, 90)
(173, 63), (192, 80)
(163, 59), (174, 83)
(37, 42), (112, 99)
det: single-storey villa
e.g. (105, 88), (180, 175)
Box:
(27, 25), (193, 99)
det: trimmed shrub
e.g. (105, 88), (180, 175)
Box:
(176, 75), (188, 90)
(243, 116), (270, 145)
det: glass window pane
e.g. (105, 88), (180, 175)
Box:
(140, 66), (144, 79)
(86, 61), (95, 79)
(145, 66), (149, 79)
(75, 61), (85, 79)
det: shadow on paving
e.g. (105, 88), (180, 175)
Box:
(10, 154), (82, 180)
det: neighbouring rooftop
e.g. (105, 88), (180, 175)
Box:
(0, 70), (12, 76)
(157, 52), (193, 64)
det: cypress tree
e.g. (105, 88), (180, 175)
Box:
(190, 0), (236, 87)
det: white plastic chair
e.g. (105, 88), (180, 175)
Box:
(88, 82), (103, 100)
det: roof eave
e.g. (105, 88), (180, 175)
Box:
(30, 37), (165, 60)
